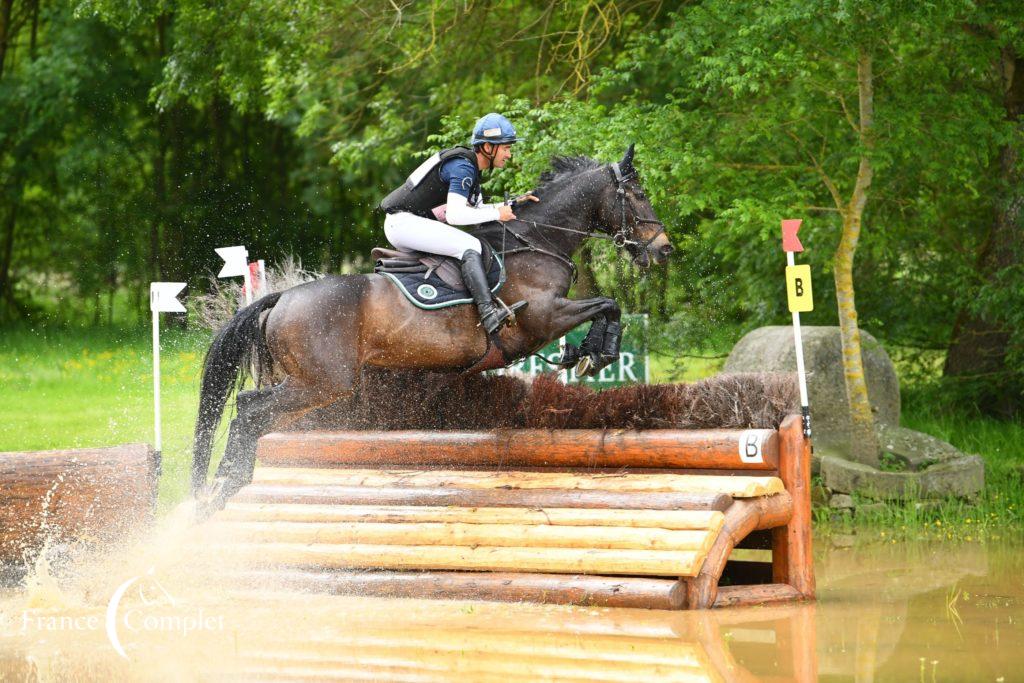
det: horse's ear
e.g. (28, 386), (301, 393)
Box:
(621, 143), (636, 172)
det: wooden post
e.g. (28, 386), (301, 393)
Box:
(772, 414), (815, 598)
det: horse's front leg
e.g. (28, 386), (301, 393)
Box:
(546, 296), (621, 377)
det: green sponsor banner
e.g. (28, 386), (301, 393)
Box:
(494, 314), (649, 387)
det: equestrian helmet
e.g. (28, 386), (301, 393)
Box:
(471, 113), (521, 146)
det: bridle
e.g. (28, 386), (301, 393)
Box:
(498, 162), (666, 282)
(609, 162), (666, 251)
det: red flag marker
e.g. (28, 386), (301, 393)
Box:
(781, 219), (804, 252)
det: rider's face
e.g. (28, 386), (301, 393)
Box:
(489, 143), (513, 168)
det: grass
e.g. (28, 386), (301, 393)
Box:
(1, 325), (1020, 537)
(815, 387), (1024, 542)
(0, 325), (212, 513)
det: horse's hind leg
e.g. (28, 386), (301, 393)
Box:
(208, 376), (353, 506)
(211, 389), (277, 499)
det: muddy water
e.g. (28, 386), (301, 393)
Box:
(0, 512), (1020, 682)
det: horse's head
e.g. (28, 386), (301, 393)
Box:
(595, 144), (673, 268)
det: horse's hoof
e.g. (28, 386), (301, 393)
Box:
(557, 343), (580, 369)
(193, 478), (229, 523)
(573, 356), (602, 376)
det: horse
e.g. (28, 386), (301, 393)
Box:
(191, 144), (672, 509)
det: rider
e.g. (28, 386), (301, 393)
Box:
(378, 113), (536, 333)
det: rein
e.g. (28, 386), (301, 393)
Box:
(498, 222), (580, 284)
(497, 162), (665, 282)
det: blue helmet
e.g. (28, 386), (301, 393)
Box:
(471, 113), (521, 146)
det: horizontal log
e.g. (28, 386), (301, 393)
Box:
(232, 485), (733, 511)
(214, 585), (697, 638)
(232, 625), (706, 667)
(231, 664), (498, 683)
(242, 630), (703, 668)
(712, 583), (804, 608)
(252, 468), (785, 498)
(0, 443), (158, 564)
(258, 429), (779, 471)
(202, 520), (719, 552)
(227, 569), (687, 610)
(212, 542), (706, 577)
(219, 503), (726, 531)
(237, 647), (706, 683)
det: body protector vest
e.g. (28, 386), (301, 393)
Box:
(378, 146), (482, 219)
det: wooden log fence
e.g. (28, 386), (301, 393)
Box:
(200, 414), (814, 609)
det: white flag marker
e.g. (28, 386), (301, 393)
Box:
(216, 245), (253, 305)
(781, 219), (812, 439)
(150, 282), (186, 454)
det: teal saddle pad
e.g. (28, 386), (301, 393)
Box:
(373, 246), (504, 310)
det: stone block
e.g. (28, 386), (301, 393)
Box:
(828, 493), (854, 509)
(820, 448), (984, 500)
(725, 326), (899, 450)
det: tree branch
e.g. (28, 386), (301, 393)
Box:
(785, 129), (844, 210)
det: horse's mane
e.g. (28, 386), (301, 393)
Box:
(534, 155), (603, 193)
(471, 155), (603, 249)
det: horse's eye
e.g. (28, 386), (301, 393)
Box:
(635, 192), (646, 200)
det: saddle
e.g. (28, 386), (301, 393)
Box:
(371, 240), (504, 310)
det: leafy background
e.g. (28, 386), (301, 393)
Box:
(0, 0), (1021, 413)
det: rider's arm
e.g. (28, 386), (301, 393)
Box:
(440, 157), (500, 225)
(446, 192), (500, 225)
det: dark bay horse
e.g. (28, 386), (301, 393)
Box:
(192, 144), (672, 506)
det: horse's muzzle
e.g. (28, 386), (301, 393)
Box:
(643, 239), (673, 267)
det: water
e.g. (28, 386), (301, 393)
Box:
(0, 511), (1020, 681)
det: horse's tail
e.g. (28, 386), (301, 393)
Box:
(191, 292), (283, 496)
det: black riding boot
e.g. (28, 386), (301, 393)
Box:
(461, 250), (527, 334)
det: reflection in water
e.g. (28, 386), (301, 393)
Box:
(0, 507), (1020, 682)
(814, 542), (1020, 683)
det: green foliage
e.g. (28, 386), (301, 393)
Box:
(1, 0), (1022, 413)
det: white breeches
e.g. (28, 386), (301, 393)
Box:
(383, 212), (482, 259)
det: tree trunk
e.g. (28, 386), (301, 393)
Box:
(0, 198), (18, 311)
(151, 134), (165, 282)
(0, 0), (14, 79)
(833, 48), (880, 467)
(943, 47), (1024, 417)
(150, 16), (169, 285)
(28, 0), (36, 59)
(166, 103), (186, 281)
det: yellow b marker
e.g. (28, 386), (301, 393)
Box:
(781, 219), (812, 439)
(785, 264), (813, 312)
